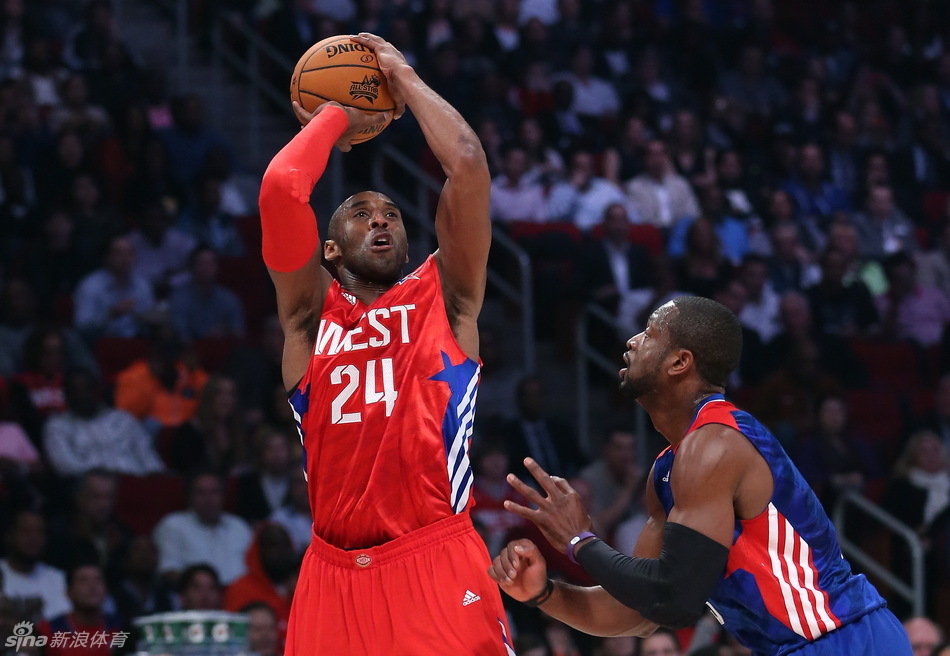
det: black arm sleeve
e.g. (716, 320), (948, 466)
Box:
(575, 522), (729, 629)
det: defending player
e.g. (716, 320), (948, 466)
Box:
(259, 33), (514, 655)
(489, 297), (912, 655)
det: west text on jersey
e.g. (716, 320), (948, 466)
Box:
(314, 304), (417, 356)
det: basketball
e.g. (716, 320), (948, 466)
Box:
(290, 35), (395, 144)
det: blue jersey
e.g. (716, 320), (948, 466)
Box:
(652, 394), (886, 656)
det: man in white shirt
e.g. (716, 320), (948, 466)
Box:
(546, 150), (634, 231)
(737, 255), (782, 343)
(153, 473), (253, 585)
(624, 140), (700, 228)
(489, 145), (547, 223)
(0, 510), (71, 620)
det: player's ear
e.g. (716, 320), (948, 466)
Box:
(668, 348), (692, 377)
(324, 239), (341, 262)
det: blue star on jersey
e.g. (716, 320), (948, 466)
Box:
(289, 383), (311, 476)
(430, 351), (480, 513)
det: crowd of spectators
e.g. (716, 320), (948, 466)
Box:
(0, 0), (950, 654)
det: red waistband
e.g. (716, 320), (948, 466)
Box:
(307, 512), (475, 570)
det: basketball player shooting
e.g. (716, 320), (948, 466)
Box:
(489, 297), (912, 656)
(258, 33), (515, 655)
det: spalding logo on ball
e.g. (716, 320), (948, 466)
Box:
(290, 35), (395, 144)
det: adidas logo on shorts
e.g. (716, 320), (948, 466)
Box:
(462, 590), (481, 606)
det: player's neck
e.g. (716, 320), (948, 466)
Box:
(338, 271), (393, 304)
(642, 385), (723, 446)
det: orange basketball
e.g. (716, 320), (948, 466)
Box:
(290, 35), (395, 144)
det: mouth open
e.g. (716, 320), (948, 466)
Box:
(369, 232), (393, 252)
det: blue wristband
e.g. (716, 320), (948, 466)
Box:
(567, 531), (597, 564)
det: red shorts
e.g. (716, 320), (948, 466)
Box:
(285, 512), (516, 655)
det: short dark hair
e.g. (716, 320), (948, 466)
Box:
(178, 563), (220, 592)
(666, 297), (742, 387)
(239, 601), (277, 617)
(65, 561), (102, 587)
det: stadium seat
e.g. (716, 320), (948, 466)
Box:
(192, 336), (239, 372)
(922, 191), (949, 225)
(94, 337), (152, 384)
(508, 221), (583, 243)
(848, 338), (924, 392)
(115, 473), (186, 535)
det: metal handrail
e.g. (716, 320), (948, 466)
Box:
(373, 144), (535, 373)
(832, 489), (925, 616)
(575, 302), (648, 461)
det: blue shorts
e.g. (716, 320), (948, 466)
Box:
(787, 607), (911, 656)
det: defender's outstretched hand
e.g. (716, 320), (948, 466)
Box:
(488, 539), (549, 603)
(505, 458), (593, 552)
(349, 33), (409, 119)
(292, 101), (392, 152)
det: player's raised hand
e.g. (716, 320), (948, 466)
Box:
(504, 458), (593, 553)
(349, 33), (408, 119)
(488, 539), (549, 603)
(292, 101), (392, 152)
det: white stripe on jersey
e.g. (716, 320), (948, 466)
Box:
(446, 367), (479, 513)
(767, 503), (807, 638)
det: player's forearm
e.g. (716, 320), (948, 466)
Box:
(392, 65), (487, 179)
(259, 106), (348, 272)
(540, 581), (657, 638)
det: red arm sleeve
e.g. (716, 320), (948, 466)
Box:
(258, 105), (349, 272)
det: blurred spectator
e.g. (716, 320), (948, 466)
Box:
(545, 149), (630, 231)
(806, 247), (878, 338)
(70, 174), (123, 270)
(625, 140), (699, 229)
(576, 427), (644, 547)
(553, 45), (620, 123)
(114, 334), (209, 431)
(110, 536), (174, 626)
(753, 337), (843, 450)
(153, 473), (252, 585)
(876, 250), (950, 347)
(672, 217), (734, 298)
(577, 202), (651, 320)
(46, 469), (131, 584)
(223, 522), (296, 644)
(711, 278), (765, 389)
(43, 369), (164, 477)
(602, 115), (648, 185)
(918, 222), (950, 299)
(668, 109), (713, 185)
(235, 429), (293, 523)
(62, 0), (128, 73)
(736, 255), (781, 343)
(883, 431), (950, 616)
(128, 201), (196, 293)
(170, 374), (245, 475)
(473, 324), (523, 425)
(718, 44), (786, 119)
(794, 395), (882, 510)
(0, 510), (70, 620)
(159, 94), (233, 191)
(38, 562), (122, 656)
(782, 143), (851, 229)
(502, 375), (583, 481)
(9, 326), (69, 428)
(826, 110), (864, 198)
(179, 178), (246, 257)
(668, 184), (748, 265)
(169, 246), (245, 341)
(200, 145), (250, 217)
(470, 438), (527, 557)
(49, 73), (110, 138)
(766, 220), (821, 294)
(243, 601), (280, 656)
(825, 220), (886, 296)
(223, 314), (283, 428)
(0, 411), (38, 472)
(23, 209), (90, 307)
(0, 281), (97, 378)
(617, 254), (690, 338)
(516, 116), (565, 185)
(489, 144), (546, 223)
(640, 628), (682, 656)
(269, 475), (310, 557)
(73, 235), (156, 341)
(596, 635), (636, 656)
(176, 563), (221, 611)
(20, 35), (67, 108)
(902, 616), (943, 656)
(852, 185), (918, 260)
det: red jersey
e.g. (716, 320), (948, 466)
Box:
(289, 256), (480, 549)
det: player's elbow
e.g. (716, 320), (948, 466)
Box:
(448, 137), (488, 177)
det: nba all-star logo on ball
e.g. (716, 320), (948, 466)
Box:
(349, 75), (383, 104)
